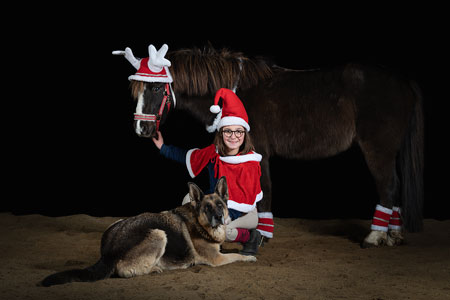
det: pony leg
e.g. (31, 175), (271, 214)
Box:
(362, 204), (392, 247)
(359, 140), (399, 247)
(362, 171), (398, 248)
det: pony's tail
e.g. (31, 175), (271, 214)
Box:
(40, 258), (114, 287)
(398, 81), (425, 232)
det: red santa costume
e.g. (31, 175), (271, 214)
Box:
(187, 144), (263, 213)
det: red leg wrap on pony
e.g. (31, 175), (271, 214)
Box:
(389, 206), (403, 231)
(257, 212), (274, 238)
(371, 205), (393, 232)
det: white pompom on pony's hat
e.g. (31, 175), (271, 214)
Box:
(207, 88), (250, 132)
(112, 44), (173, 83)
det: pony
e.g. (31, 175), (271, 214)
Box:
(118, 46), (424, 248)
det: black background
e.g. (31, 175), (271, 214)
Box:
(3, 6), (443, 219)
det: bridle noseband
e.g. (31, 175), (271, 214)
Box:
(134, 83), (173, 132)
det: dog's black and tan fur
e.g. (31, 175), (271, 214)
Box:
(41, 177), (255, 286)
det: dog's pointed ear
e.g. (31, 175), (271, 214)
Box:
(188, 182), (204, 207)
(214, 176), (229, 200)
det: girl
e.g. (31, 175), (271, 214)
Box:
(152, 88), (263, 255)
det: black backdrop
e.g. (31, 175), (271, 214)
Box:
(3, 6), (442, 219)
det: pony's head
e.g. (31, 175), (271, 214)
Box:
(113, 44), (176, 138)
(130, 80), (174, 138)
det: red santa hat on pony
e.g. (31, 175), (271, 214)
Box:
(112, 44), (173, 83)
(207, 88), (250, 132)
(113, 44), (176, 130)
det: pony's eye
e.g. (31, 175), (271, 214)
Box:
(152, 86), (161, 92)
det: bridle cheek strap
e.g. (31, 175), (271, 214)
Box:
(133, 83), (172, 132)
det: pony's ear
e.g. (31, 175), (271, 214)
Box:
(188, 182), (204, 207)
(214, 176), (229, 200)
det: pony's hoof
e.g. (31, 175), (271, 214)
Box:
(387, 230), (404, 246)
(361, 230), (388, 248)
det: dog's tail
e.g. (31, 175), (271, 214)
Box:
(40, 258), (114, 287)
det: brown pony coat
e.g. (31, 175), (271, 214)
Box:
(129, 46), (424, 233)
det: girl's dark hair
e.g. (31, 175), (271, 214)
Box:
(213, 128), (255, 156)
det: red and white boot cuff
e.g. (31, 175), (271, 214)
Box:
(388, 206), (402, 231)
(371, 204), (393, 232)
(257, 212), (274, 238)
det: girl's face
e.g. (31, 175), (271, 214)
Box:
(222, 125), (245, 155)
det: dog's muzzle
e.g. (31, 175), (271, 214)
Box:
(211, 214), (225, 228)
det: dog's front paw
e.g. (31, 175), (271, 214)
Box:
(244, 255), (257, 262)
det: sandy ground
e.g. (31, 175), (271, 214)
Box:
(0, 213), (449, 300)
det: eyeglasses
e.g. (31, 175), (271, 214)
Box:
(222, 129), (245, 138)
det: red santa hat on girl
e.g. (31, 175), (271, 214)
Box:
(112, 44), (173, 83)
(207, 88), (250, 132)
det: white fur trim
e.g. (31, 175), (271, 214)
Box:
(218, 116), (250, 132)
(255, 191), (263, 202)
(227, 200), (255, 213)
(227, 191), (263, 213)
(257, 229), (273, 238)
(185, 148), (199, 178)
(388, 224), (402, 231)
(375, 204), (393, 215)
(392, 206), (401, 213)
(206, 110), (222, 133)
(219, 152), (262, 164)
(128, 67), (173, 83)
(258, 212), (273, 219)
(370, 224), (389, 232)
(210, 105), (221, 114)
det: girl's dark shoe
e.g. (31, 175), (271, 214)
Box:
(240, 229), (262, 256)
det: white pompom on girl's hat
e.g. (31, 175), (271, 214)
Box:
(207, 88), (250, 132)
(112, 44), (173, 83)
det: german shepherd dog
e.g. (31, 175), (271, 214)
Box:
(41, 177), (256, 286)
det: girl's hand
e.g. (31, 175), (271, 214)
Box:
(152, 131), (164, 150)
